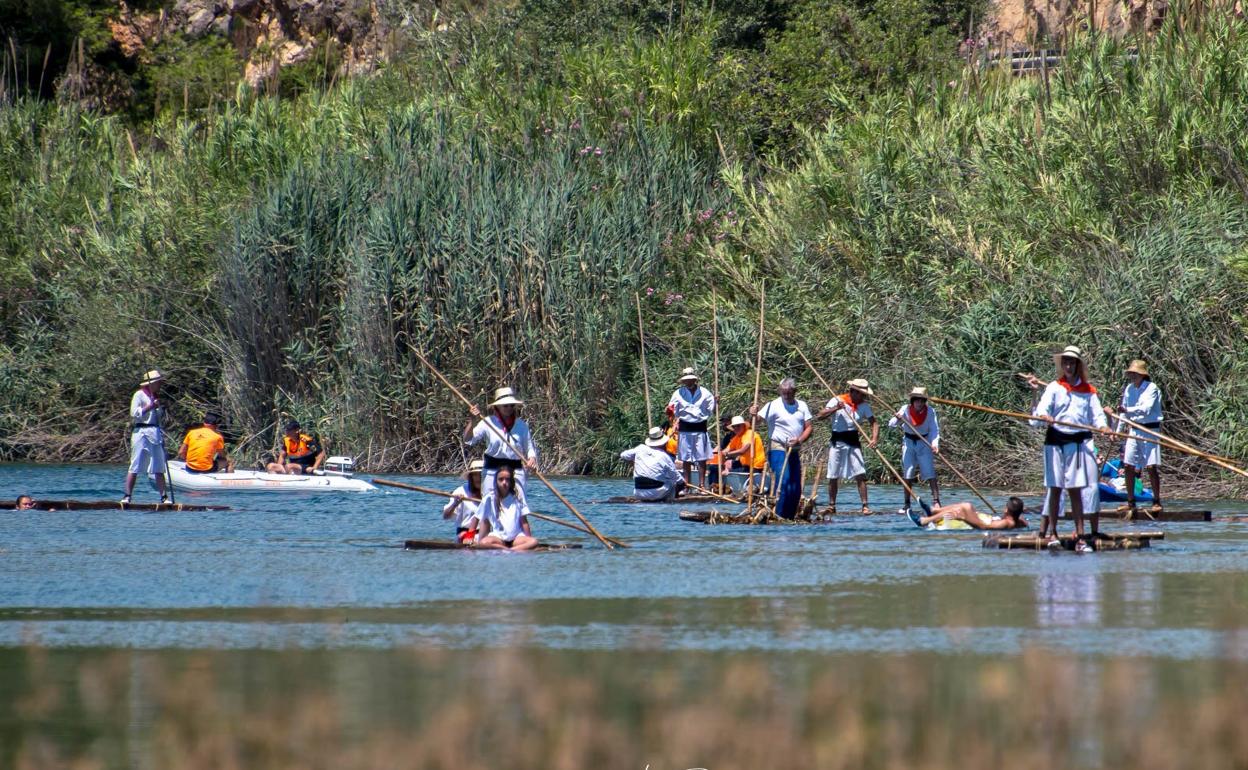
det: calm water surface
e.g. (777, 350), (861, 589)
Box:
(4, 463), (1248, 659)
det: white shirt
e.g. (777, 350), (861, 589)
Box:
(467, 415), (538, 462)
(442, 482), (481, 529)
(620, 444), (682, 483)
(824, 397), (873, 433)
(667, 385), (716, 425)
(1031, 380), (1108, 434)
(1119, 381), (1162, 424)
(758, 398), (812, 445)
(478, 492), (529, 541)
(888, 405), (941, 450)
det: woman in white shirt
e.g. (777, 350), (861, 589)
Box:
(1024, 345), (1110, 552)
(751, 378), (812, 519)
(1104, 359), (1164, 514)
(443, 459), (484, 542)
(475, 466), (539, 550)
(463, 387), (538, 493)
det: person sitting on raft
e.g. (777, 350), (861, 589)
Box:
(474, 465), (539, 551)
(908, 497), (1029, 530)
(722, 415), (766, 474)
(178, 411), (234, 474)
(620, 427), (686, 501)
(464, 387), (538, 493)
(266, 420), (325, 475)
(443, 459), (484, 543)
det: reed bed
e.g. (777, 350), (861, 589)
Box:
(5, 645), (1248, 769)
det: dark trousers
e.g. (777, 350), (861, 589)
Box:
(768, 448), (802, 519)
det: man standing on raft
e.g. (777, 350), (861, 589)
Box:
(667, 368), (716, 490)
(815, 378), (877, 514)
(121, 369), (169, 505)
(888, 387), (941, 516)
(1024, 345), (1110, 553)
(1105, 359), (1164, 515)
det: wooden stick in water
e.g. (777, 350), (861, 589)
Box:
(636, 292), (652, 428)
(528, 511), (631, 548)
(875, 394), (998, 514)
(687, 483), (742, 504)
(712, 288), (722, 488)
(747, 280), (766, 512)
(408, 347), (617, 549)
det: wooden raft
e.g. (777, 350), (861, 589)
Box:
(1058, 509), (1212, 522)
(600, 494), (736, 505)
(983, 531), (1165, 551)
(0, 499), (230, 512)
(403, 539), (583, 551)
(678, 509), (832, 526)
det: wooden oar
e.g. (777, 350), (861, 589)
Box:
(636, 292), (653, 428)
(928, 395), (1135, 442)
(372, 478), (629, 548)
(746, 280), (766, 512)
(795, 350), (922, 506)
(875, 395), (998, 515)
(408, 347), (617, 550)
(1115, 412), (1248, 481)
(711, 289), (722, 487)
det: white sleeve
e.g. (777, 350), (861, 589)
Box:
(442, 490), (463, 517)
(620, 446), (639, 462)
(800, 403), (812, 423)
(467, 420), (488, 446)
(523, 425), (538, 461)
(1031, 384), (1057, 428)
(929, 410), (940, 449)
(705, 389), (716, 414)
(1090, 393), (1108, 429)
(667, 390), (680, 408)
(130, 392), (146, 421)
(887, 407), (902, 429)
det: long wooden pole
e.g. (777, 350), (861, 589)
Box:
(876, 395), (998, 514)
(408, 347), (616, 549)
(1115, 412), (1248, 481)
(929, 395), (1135, 442)
(712, 289), (722, 486)
(687, 483), (743, 505)
(795, 349), (921, 503)
(747, 281), (766, 511)
(372, 478), (629, 547)
(636, 292), (652, 428)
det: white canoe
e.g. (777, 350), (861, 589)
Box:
(167, 461), (377, 493)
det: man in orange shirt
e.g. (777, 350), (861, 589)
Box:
(266, 420), (325, 475)
(178, 412), (234, 473)
(722, 415), (766, 472)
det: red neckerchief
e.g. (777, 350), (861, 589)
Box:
(493, 409), (517, 432)
(839, 393), (857, 413)
(1056, 377), (1097, 395)
(907, 402), (928, 426)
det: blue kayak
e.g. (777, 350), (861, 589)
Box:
(1099, 458), (1154, 502)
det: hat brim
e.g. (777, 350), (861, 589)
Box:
(1125, 365), (1149, 376)
(850, 386), (874, 396)
(678, 375), (699, 382)
(140, 377), (163, 386)
(462, 467), (484, 479)
(645, 438), (668, 448)
(490, 397), (524, 407)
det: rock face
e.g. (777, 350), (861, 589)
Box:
(106, 0), (391, 88)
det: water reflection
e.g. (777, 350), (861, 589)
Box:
(1035, 573), (1103, 628)
(1118, 573), (1159, 626)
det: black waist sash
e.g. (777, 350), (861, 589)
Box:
(1138, 421), (1161, 430)
(903, 432), (930, 442)
(483, 454), (523, 470)
(1044, 427), (1092, 446)
(830, 430), (861, 447)
(678, 420), (708, 433)
(633, 476), (666, 490)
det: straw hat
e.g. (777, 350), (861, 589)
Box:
(489, 387), (524, 407)
(462, 459), (485, 478)
(1125, 359), (1150, 377)
(846, 378), (874, 396)
(140, 369), (164, 386)
(1060, 345), (1084, 362)
(677, 367), (699, 383)
(729, 415), (747, 429)
(908, 387), (928, 400)
(645, 427), (668, 447)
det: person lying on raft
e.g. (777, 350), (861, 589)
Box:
(908, 497), (1029, 530)
(16, 495), (36, 510)
(474, 466), (539, 551)
(443, 459), (484, 542)
(620, 427), (686, 501)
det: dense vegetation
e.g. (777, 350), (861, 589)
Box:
(2, 0), (1247, 487)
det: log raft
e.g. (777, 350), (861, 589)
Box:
(679, 509), (832, 526)
(0, 499), (230, 512)
(983, 531), (1165, 551)
(600, 494), (738, 505)
(403, 539), (583, 551)
(1059, 509), (1212, 522)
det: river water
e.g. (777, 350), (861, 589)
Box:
(4, 462), (1248, 659)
